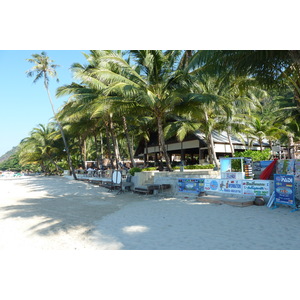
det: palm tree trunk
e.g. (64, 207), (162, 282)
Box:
(100, 132), (104, 165)
(47, 155), (64, 172)
(122, 116), (136, 167)
(288, 135), (295, 159)
(227, 131), (235, 156)
(208, 132), (220, 168)
(93, 134), (100, 168)
(109, 114), (120, 168)
(206, 137), (213, 164)
(44, 80), (77, 180)
(105, 124), (114, 167)
(204, 111), (218, 167)
(157, 115), (172, 171)
(144, 139), (149, 166)
(259, 138), (263, 152)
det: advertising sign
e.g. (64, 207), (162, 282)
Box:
(178, 178), (205, 193)
(274, 174), (295, 206)
(221, 172), (237, 179)
(219, 179), (242, 194)
(220, 158), (231, 173)
(204, 179), (242, 194)
(294, 160), (300, 181)
(204, 179), (220, 192)
(276, 160), (295, 175)
(253, 160), (272, 171)
(242, 180), (270, 196)
(221, 172), (245, 179)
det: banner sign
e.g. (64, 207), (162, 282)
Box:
(204, 179), (220, 192)
(219, 180), (242, 194)
(179, 177), (273, 196)
(204, 179), (242, 194)
(221, 172), (245, 180)
(220, 158), (231, 173)
(295, 160), (300, 181)
(276, 160), (295, 175)
(178, 178), (205, 193)
(274, 174), (295, 206)
(242, 180), (270, 196)
(221, 172), (238, 179)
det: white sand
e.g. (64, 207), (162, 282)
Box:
(0, 175), (300, 250)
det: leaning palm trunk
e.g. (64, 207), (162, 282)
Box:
(122, 116), (136, 167)
(46, 155), (64, 172)
(206, 136), (213, 164)
(208, 132), (219, 168)
(227, 131), (235, 156)
(157, 115), (172, 171)
(45, 81), (77, 180)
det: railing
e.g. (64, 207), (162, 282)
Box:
(75, 169), (127, 179)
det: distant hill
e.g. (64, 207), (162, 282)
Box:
(0, 146), (18, 163)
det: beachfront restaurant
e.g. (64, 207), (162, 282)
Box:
(135, 130), (269, 165)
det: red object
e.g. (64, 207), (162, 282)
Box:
(259, 159), (278, 180)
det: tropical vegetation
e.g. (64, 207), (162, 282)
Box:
(2, 50), (299, 174)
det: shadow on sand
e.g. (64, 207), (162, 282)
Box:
(1, 176), (137, 237)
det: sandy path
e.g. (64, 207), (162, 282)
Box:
(1, 175), (300, 250)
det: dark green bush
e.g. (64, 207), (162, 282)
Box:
(142, 167), (158, 171)
(233, 149), (271, 162)
(129, 167), (142, 176)
(173, 164), (214, 170)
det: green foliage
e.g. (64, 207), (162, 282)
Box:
(233, 149), (271, 162)
(129, 167), (142, 176)
(173, 164), (215, 170)
(225, 150), (271, 171)
(142, 167), (157, 171)
(0, 154), (22, 171)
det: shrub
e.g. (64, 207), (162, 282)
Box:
(142, 167), (158, 171)
(173, 164), (215, 170)
(233, 149), (271, 162)
(128, 167), (142, 176)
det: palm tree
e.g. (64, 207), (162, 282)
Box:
(19, 123), (65, 173)
(189, 50), (300, 109)
(85, 50), (192, 171)
(26, 52), (77, 179)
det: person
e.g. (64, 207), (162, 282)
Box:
(87, 166), (94, 177)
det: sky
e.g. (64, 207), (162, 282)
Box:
(0, 50), (89, 156)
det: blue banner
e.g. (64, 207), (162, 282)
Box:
(178, 178), (205, 193)
(274, 174), (295, 207)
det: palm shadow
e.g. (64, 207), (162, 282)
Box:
(2, 176), (135, 237)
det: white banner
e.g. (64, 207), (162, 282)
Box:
(242, 180), (270, 196)
(204, 178), (270, 195)
(219, 179), (242, 194)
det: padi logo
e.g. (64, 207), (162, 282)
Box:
(276, 176), (293, 183)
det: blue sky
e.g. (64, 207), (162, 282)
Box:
(0, 50), (89, 156)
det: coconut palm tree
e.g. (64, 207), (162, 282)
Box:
(26, 52), (77, 179)
(19, 123), (65, 173)
(85, 50), (192, 171)
(189, 50), (300, 109)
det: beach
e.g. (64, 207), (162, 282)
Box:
(0, 175), (300, 250)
